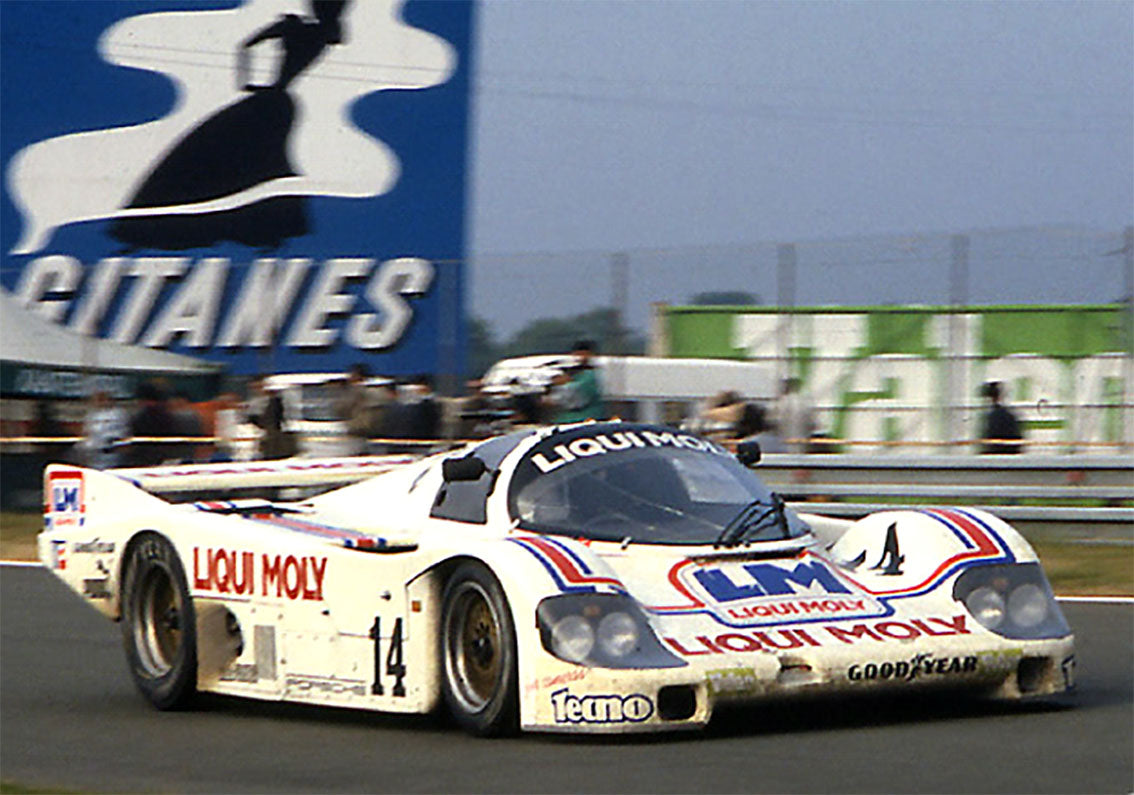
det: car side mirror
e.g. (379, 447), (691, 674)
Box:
(736, 440), (762, 467)
(442, 456), (487, 482)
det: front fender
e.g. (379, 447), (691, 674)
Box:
(828, 507), (1037, 597)
(409, 531), (635, 728)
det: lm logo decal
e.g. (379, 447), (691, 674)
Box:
(681, 558), (888, 628)
(46, 471), (85, 530)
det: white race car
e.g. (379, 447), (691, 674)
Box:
(39, 422), (1074, 735)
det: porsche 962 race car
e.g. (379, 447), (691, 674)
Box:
(39, 422), (1074, 735)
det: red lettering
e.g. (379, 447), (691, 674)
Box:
(875, 621), (921, 640)
(233, 551), (253, 595)
(695, 635), (724, 654)
(753, 629), (804, 650)
(193, 547), (210, 590)
(262, 554), (282, 597)
(215, 550), (231, 593)
(716, 633), (763, 652)
(929, 615), (970, 635)
(283, 555), (302, 599)
(303, 557), (327, 600)
(792, 628), (821, 646)
(910, 618), (953, 636)
(826, 624), (882, 644)
(664, 637), (716, 656)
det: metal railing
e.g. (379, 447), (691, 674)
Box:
(756, 452), (1133, 541)
(4, 434), (1132, 541)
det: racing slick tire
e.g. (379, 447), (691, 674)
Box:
(441, 561), (519, 736)
(120, 532), (197, 710)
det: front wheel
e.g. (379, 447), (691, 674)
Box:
(120, 532), (197, 709)
(441, 562), (518, 736)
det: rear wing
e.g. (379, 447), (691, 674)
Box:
(109, 455), (419, 495)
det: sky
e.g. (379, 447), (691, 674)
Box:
(466, 0), (1134, 335)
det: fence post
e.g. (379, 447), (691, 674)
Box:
(947, 235), (970, 453)
(776, 243), (797, 385)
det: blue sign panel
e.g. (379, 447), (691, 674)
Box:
(1, 0), (473, 377)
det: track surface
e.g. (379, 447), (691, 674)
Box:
(2, 566), (1131, 794)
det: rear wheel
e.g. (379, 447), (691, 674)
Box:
(441, 562), (518, 736)
(120, 533), (197, 709)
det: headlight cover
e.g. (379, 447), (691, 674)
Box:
(537, 593), (685, 669)
(952, 562), (1070, 640)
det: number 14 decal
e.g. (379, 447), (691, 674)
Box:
(370, 616), (407, 697)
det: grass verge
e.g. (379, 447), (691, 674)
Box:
(1031, 538), (1133, 596)
(1, 512), (40, 562)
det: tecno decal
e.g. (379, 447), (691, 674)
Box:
(679, 558), (888, 628)
(549, 688), (654, 724)
(664, 615), (972, 656)
(193, 547), (327, 601)
(531, 431), (730, 474)
(847, 653), (978, 682)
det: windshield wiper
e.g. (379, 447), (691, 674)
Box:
(715, 499), (773, 548)
(714, 493), (789, 548)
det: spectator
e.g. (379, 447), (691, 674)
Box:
(335, 363), (375, 455)
(404, 374), (441, 441)
(979, 381), (1024, 454)
(31, 398), (65, 438)
(31, 398), (70, 469)
(210, 391), (244, 462)
(127, 380), (177, 466)
(373, 381), (403, 449)
(770, 377), (817, 454)
(169, 391), (205, 463)
(511, 390), (545, 430)
(693, 390), (745, 440)
(737, 401), (786, 454)
(248, 376), (295, 459)
(553, 339), (605, 423)
(81, 391), (129, 469)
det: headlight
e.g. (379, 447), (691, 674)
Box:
(965, 586), (1006, 630)
(1007, 583), (1048, 628)
(952, 563), (1070, 640)
(551, 615), (595, 662)
(537, 593), (685, 669)
(597, 611), (639, 658)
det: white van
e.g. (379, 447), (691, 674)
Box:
(237, 373), (392, 458)
(480, 354), (774, 424)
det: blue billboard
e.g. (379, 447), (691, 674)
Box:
(1, 0), (473, 378)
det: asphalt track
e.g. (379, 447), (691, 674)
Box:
(2, 565), (1131, 794)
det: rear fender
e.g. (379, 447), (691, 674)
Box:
(39, 464), (174, 619)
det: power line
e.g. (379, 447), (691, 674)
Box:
(16, 38), (1129, 136)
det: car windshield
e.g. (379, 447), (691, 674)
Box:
(507, 425), (810, 545)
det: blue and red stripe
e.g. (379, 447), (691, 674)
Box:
(508, 535), (626, 594)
